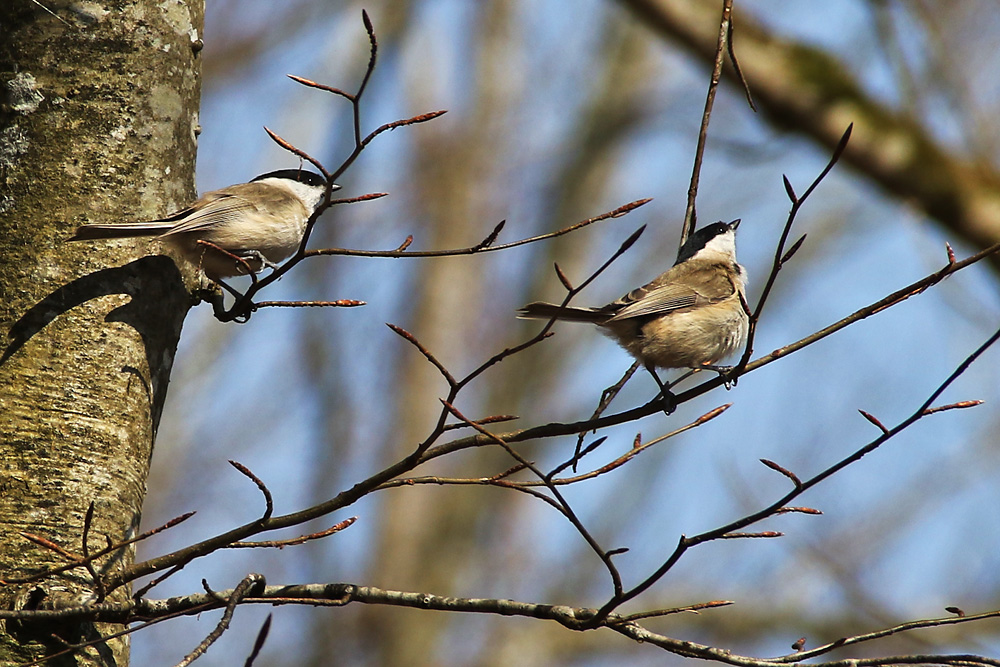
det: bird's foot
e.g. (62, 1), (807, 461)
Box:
(658, 388), (678, 415)
(237, 250), (278, 272)
(701, 364), (738, 389)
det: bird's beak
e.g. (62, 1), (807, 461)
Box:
(729, 218), (741, 230)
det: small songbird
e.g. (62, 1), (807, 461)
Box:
(70, 169), (336, 280)
(519, 219), (748, 398)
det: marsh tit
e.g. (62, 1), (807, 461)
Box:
(70, 169), (336, 280)
(519, 219), (748, 396)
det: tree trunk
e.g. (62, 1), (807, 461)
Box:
(0, 1), (203, 663)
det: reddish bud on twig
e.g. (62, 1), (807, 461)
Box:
(383, 110), (448, 132)
(832, 123), (853, 162)
(617, 225), (646, 253)
(792, 637), (806, 651)
(946, 242), (956, 265)
(144, 511), (197, 538)
(485, 463), (528, 481)
(230, 518), (358, 549)
(945, 606), (965, 617)
(286, 74), (353, 101)
(781, 234), (807, 264)
(262, 127), (331, 181)
(443, 414), (518, 432)
(632, 433), (642, 449)
(362, 9), (375, 43)
(775, 507), (823, 515)
(387, 323), (457, 388)
(610, 198), (652, 218)
(396, 236), (414, 252)
(922, 400), (984, 416)
(20, 532), (81, 561)
(554, 262), (574, 291)
(245, 614), (273, 667)
(782, 174), (797, 203)
(332, 192), (388, 205)
(229, 460), (274, 522)
(760, 458), (802, 487)
(255, 300), (366, 309)
(726, 18), (756, 112)
(696, 404), (731, 425)
(473, 220), (505, 250)
(858, 409), (890, 435)
(607, 547), (629, 557)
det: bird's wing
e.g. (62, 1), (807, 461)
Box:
(606, 284), (703, 321)
(158, 192), (260, 236)
(607, 268), (737, 322)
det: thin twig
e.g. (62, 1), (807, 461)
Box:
(386, 324), (457, 388)
(81, 501), (106, 601)
(440, 400), (624, 597)
(734, 124), (853, 374)
(228, 518), (357, 549)
(572, 361), (641, 470)
(305, 199), (651, 259)
(680, 0), (734, 247)
(172, 574), (265, 667)
(254, 300), (366, 309)
(229, 461), (274, 522)
(6, 512), (195, 585)
(262, 127), (332, 182)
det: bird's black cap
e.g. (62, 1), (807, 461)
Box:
(676, 219), (740, 263)
(252, 169), (327, 188)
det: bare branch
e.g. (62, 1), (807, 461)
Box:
(680, 0), (735, 247)
(759, 458), (802, 488)
(734, 123), (853, 373)
(228, 518), (357, 549)
(18, 531), (81, 563)
(286, 74), (353, 101)
(254, 300), (366, 310)
(386, 323), (458, 389)
(6, 582), (999, 666)
(726, 14), (756, 111)
(306, 198), (651, 259)
(6, 512), (195, 585)
(859, 409), (890, 435)
(922, 400), (984, 416)
(439, 400), (624, 597)
(262, 127), (331, 182)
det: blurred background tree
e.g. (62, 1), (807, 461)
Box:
(135, 0), (1000, 665)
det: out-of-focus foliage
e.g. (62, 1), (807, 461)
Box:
(137, 1), (1000, 665)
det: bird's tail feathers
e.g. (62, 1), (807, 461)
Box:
(69, 222), (176, 241)
(517, 302), (608, 323)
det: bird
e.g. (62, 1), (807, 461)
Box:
(518, 219), (748, 402)
(70, 169), (336, 280)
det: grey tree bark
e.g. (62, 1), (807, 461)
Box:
(0, 1), (204, 664)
